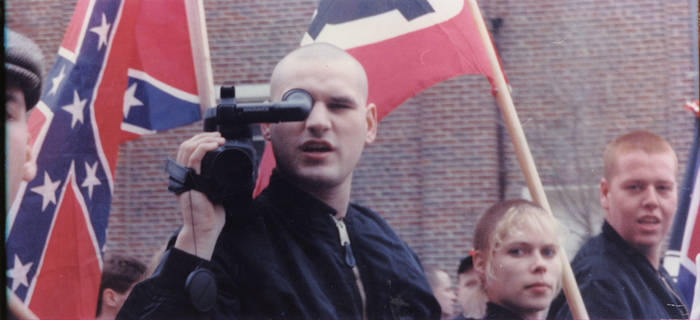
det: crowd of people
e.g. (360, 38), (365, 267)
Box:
(5, 29), (691, 319)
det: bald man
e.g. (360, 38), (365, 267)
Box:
(119, 43), (440, 319)
(426, 268), (457, 318)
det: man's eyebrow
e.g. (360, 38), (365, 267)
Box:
(328, 96), (358, 106)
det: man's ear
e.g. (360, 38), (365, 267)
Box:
(260, 123), (272, 141)
(102, 288), (118, 308)
(600, 178), (610, 212)
(365, 102), (377, 144)
(22, 142), (36, 182)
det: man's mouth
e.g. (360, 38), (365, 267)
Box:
(300, 141), (332, 153)
(637, 216), (661, 225)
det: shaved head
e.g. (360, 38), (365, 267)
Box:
(270, 42), (368, 102)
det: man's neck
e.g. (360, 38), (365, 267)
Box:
(634, 244), (661, 270)
(96, 310), (116, 320)
(296, 176), (352, 219)
(604, 221), (662, 269)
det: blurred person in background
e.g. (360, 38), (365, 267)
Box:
(5, 28), (43, 320)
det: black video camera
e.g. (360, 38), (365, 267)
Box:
(167, 85), (312, 206)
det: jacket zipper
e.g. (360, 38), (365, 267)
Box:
(331, 215), (367, 320)
(658, 271), (688, 318)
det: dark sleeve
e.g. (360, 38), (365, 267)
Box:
(548, 277), (634, 320)
(117, 248), (237, 319)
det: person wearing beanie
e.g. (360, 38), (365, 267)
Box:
(5, 29), (45, 109)
(5, 28), (44, 320)
(5, 29), (44, 208)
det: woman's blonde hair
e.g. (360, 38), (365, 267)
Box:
(473, 199), (562, 280)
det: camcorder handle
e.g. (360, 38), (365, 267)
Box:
(166, 86), (312, 206)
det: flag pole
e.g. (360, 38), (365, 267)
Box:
(8, 290), (38, 319)
(185, 0), (216, 110)
(466, 0), (589, 319)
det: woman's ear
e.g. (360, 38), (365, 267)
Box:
(472, 250), (487, 275)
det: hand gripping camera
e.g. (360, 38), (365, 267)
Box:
(166, 85), (312, 206)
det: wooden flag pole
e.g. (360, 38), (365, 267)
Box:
(8, 289), (38, 319)
(466, 0), (589, 319)
(185, 0), (216, 111)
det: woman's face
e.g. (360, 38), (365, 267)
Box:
(482, 225), (562, 318)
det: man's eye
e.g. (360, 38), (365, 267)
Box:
(626, 184), (643, 191)
(328, 103), (349, 109)
(656, 185), (672, 192)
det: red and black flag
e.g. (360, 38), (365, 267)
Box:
(255, 0), (497, 194)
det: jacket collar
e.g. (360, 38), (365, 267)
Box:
(259, 170), (339, 226)
(601, 220), (658, 271)
(483, 302), (523, 320)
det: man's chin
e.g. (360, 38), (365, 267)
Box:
(292, 168), (342, 188)
(629, 234), (664, 250)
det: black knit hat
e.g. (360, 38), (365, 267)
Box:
(5, 29), (45, 109)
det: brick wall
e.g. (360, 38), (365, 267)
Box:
(7, 0), (697, 288)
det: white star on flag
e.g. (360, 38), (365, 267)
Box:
(81, 161), (101, 199)
(123, 82), (143, 118)
(90, 13), (111, 51)
(61, 90), (87, 128)
(7, 255), (33, 292)
(30, 171), (61, 211)
(48, 66), (66, 96)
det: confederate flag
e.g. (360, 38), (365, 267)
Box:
(6, 0), (203, 317)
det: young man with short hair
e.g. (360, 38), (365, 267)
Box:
(95, 255), (147, 319)
(119, 43), (440, 319)
(548, 130), (689, 319)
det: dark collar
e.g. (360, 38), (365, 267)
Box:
(258, 170), (339, 226)
(601, 220), (658, 271)
(483, 302), (523, 320)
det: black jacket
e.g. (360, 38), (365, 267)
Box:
(480, 303), (522, 320)
(547, 222), (688, 319)
(118, 172), (440, 319)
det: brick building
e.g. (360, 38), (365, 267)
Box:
(7, 0), (698, 286)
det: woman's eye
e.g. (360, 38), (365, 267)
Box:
(508, 248), (524, 256)
(541, 247), (556, 257)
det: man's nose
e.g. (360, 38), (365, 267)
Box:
(642, 186), (660, 210)
(304, 101), (331, 135)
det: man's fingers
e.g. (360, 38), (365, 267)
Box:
(176, 132), (225, 172)
(188, 141), (225, 174)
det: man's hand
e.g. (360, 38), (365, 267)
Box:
(173, 132), (226, 260)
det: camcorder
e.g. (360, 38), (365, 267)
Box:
(167, 85), (312, 206)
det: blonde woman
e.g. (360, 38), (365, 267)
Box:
(472, 199), (562, 320)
